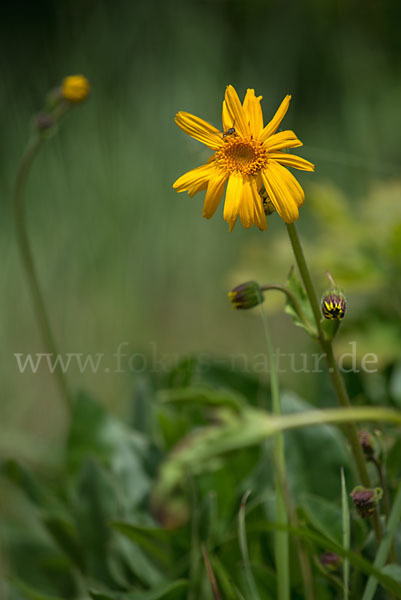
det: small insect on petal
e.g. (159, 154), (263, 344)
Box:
(223, 127), (237, 138)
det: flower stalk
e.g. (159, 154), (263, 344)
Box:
(259, 306), (290, 600)
(13, 135), (72, 410)
(285, 222), (382, 543)
(12, 76), (89, 411)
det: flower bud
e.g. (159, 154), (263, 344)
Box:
(228, 281), (263, 310)
(358, 430), (375, 460)
(320, 551), (341, 571)
(321, 290), (347, 320)
(350, 486), (382, 519)
(61, 75), (90, 103)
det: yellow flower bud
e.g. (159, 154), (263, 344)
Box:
(61, 75), (90, 102)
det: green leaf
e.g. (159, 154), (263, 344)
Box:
(0, 460), (52, 508)
(284, 267), (317, 337)
(152, 404), (401, 527)
(167, 356), (199, 388)
(159, 385), (245, 413)
(68, 392), (152, 509)
(9, 579), (66, 600)
(280, 393), (354, 500)
(299, 493), (342, 545)
(111, 522), (173, 567)
(89, 579), (188, 600)
(380, 564), (401, 583)
(41, 514), (84, 570)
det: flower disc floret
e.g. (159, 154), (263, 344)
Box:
(216, 137), (268, 176)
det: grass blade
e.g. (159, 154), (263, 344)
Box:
(201, 544), (222, 600)
(238, 491), (261, 600)
(341, 468), (350, 600)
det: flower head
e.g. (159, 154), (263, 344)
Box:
(173, 85), (314, 231)
(61, 75), (90, 103)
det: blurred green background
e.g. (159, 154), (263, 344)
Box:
(2, 0), (401, 462)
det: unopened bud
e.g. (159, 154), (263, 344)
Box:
(321, 290), (347, 320)
(228, 281), (263, 310)
(350, 486), (382, 519)
(320, 551), (341, 571)
(358, 430), (375, 460)
(61, 75), (90, 103)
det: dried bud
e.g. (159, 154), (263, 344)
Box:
(350, 486), (382, 519)
(228, 281), (263, 310)
(358, 430), (375, 459)
(34, 112), (55, 132)
(320, 551), (341, 571)
(61, 75), (90, 102)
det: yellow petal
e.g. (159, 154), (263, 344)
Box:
(203, 172), (227, 218)
(240, 177), (267, 230)
(263, 130), (303, 152)
(249, 178), (268, 230)
(188, 180), (208, 198)
(224, 85), (250, 138)
(173, 162), (216, 193)
(243, 89), (263, 138)
(261, 165), (299, 223)
(228, 218), (237, 232)
(270, 161), (305, 207)
(175, 112), (223, 150)
(259, 95), (291, 142)
(222, 100), (234, 132)
(239, 179), (254, 228)
(224, 173), (243, 228)
(269, 152), (314, 172)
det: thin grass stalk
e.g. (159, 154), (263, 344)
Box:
(260, 306), (316, 600)
(341, 468), (350, 600)
(238, 491), (261, 600)
(201, 545), (222, 600)
(259, 307), (290, 600)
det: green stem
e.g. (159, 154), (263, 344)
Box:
(260, 283), (317, 336)
(259, 307), (290, 600)
(260, 306), (316, 600)
(13, 135), (72, 410)
(372, 457), (397, 564)
(341, 468), (350, 600)
(285, 223), (382, 543)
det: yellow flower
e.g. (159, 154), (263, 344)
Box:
(61, 75), (90, 102)
(173, 85), (314, 231)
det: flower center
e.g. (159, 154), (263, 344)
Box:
(215, 136), (268, 176)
